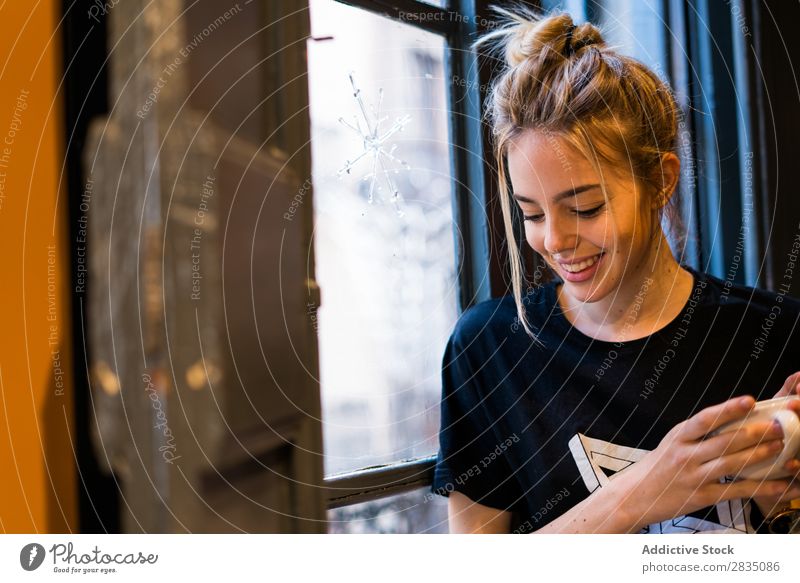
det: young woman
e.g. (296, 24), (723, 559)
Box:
(431, 6), (800, 534)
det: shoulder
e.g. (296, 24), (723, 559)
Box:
(450, 283), (556, 349)
(687, 266), (800, 335)
(450, 295), (518, 349)
(692, 266), (800, 314)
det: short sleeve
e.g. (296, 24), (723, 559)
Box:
(430, 311), (521, 512)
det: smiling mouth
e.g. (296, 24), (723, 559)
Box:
(558, 253), (604, 273)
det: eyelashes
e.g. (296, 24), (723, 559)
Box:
(523, 204), (605, 223)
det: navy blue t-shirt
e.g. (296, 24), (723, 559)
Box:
(431, 265), (800, 533)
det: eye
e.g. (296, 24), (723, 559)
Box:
(573, 204), (604, 218)
(523, 213), (544, 223)
(523, 204), (605, 223)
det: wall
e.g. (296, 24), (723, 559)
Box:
(0, 0), (76, 532)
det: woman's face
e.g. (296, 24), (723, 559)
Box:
(506, 130), (661, 303)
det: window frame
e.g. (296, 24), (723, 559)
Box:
(318, 0), (494, 511)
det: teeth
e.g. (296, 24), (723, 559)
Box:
(561, 254), (602, 273)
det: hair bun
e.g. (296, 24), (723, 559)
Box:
(504, 14), (605, 67)
(567, 22), (605, 55)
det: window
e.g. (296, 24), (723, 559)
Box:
(307, 0), (487, 532)
(308, 0), (456, 477)
(327, 489), (448, 534)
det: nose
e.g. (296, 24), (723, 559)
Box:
(542, 212), (578, 257)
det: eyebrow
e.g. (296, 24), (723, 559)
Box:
(512, 183), (601, 205)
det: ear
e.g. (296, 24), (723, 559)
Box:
(651, 152), (680, 209)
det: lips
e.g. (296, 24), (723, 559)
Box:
(558, 253), (604, 273)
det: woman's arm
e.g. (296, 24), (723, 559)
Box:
(447, 475), (639, 534)
(448, 396), (800, 534)
(448, 491), (512, 533)
(547, 396), (800, 533)
(448, 468), (702, 534)
(530, 478), (641, 533)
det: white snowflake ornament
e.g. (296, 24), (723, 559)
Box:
(337, 71), (411, 217)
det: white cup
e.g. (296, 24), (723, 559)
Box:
(713, 396), (800, 480)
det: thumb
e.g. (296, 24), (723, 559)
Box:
(775, 371), (800, 398)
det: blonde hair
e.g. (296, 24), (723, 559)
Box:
(473, 4), (687, 342)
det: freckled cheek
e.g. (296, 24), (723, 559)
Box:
(589, 218), (615, 248)
(523, 224), (546, 256)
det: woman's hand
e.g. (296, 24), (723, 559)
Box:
(751, 373), (800, 518)
(615, 395), (800, 531)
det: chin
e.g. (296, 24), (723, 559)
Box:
(564, 282), (606, 303)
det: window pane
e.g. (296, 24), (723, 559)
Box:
(307, 1), (458, 476)
(592, 0), (667, 77)
(547, 1), (667, 76)
(327, 488), (449, 533)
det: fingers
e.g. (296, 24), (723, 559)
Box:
(774, 375), (800, 417)
(696, 420), (784, 462)
(696, 438), (785, 482)
(680, 396), (755, 441)
(775, 456), (800, 483)
(776, 371), (800, 398)
(710, 477), (800, 503)
(783, 457), (800, 475)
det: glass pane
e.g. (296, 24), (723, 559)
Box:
(307, 0), (458, 477)
(420, 0), (448, 7)
(547, 1), (667, 78)
(327, 488), (449, 534)
(591, 0), (667, 78)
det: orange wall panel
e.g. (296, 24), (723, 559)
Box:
(0, 0), (76, 532)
